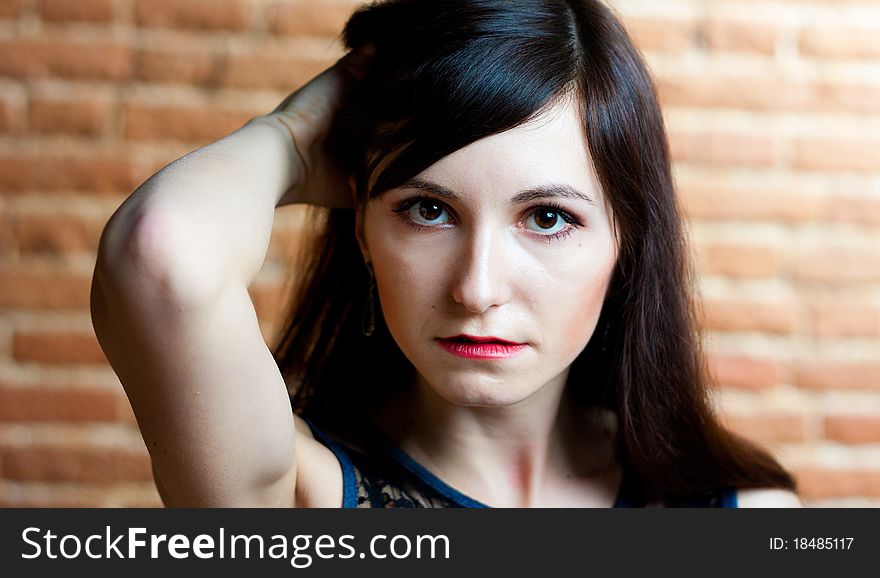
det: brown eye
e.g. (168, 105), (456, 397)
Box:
(524, 207), (570, 237)
(391, 196), (453, 229)
(418, 201), (444, 222)
(398, 198), (450, 225)
(533, 209), (559, 229)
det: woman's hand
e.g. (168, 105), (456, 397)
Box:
(265, 46), (374, 209)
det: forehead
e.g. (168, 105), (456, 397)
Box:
(416, 97), (598, 201)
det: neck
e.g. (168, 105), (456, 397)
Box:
(367, 370), (620, 507)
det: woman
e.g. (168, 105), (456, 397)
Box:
(91, 0), (802, 507)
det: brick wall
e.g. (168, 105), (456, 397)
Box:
(0, 0), (877, 507)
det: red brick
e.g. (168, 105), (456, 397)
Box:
(1, 446), (152, 483)
(124, 103), (257, 143)
(3, 497), (91, 508)
(0, 95), (14, 133)
(706, 18), (779, 55)
(123, 490), (165, 508)
(795, 244), (880, 284)
(794, 136), (880, 173)
(700, 297), (798, 335)
(720, 411), (808, 444)
(223, 51), (330, 90)
(800, 26), (880, 60)
(14, 330), (108, 365)
(831, 193), (880, 226)
(794, 360), (880, 390)
(824, 414), (880, 444)
(671, 174), (795, 218)
(0, 485), (162, 508)
(135, 0), (252, 31)
(39, 0), (114, 23)
(815, 80), (880, 115)
(0, 155), (138, 194)
(0, 39), (132, 81)
(0, 0), (26, 19)
(656, 71), (814, 112)
(667, 73), (871, 118)
(0, 207), (10, 280)
(707, 353), (790, 390)
(0, 265), (92, 311)
(0, 387), (126, 422)
(809, 299), (880, 338)
(135, 47), (219, 85)
(28, 96), (111, 137)
(16, 213), (103, 257)
(269, 1), (356, 37)
(669, 130), (782, 167)
(624, 16), (696, 54)
(696, 242), (785, 278)
(795, 467), (880, 499)
(0, 222), (14, 264)
(0, 319), (11, 360)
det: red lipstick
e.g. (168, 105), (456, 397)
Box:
(436, 334), (528, 360)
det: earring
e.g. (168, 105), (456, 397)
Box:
(361, 262), (376, 338)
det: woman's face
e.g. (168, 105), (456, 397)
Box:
(357, 97), (619, 407)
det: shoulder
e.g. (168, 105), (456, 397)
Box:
(291, 414), (346, 508)
(736, 488), (803, 508)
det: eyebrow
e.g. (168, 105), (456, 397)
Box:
(397, 177), (598, 206)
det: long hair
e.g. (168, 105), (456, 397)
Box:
(271, 0), (798, 504)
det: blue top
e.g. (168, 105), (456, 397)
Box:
(300, 415), (737, 509)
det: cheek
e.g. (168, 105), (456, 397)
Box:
(559, 259), (615, 349)
(563, 284), (605, 347)
(369, 240), (443, 333)
(365, 214), (453, 308)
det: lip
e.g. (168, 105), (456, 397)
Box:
(436, 336), (528, 360)
(440, 334), (526, 345)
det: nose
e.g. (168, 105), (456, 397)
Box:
(451, 226), (512, 314)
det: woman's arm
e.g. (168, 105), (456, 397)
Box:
(91, 122), (318, 506)
(91, 49), (371, 507)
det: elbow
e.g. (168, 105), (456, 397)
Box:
(96, 202), (173, 280)
(95, 207), (221, 306)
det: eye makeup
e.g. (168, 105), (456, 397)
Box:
(390, 195), (584, 243)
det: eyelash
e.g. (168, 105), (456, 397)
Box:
(391, 196), (584, 243)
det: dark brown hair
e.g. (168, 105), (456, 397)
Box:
(272, 0), (798, 504)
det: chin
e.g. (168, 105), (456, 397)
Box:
(422, 372), (538, 408)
